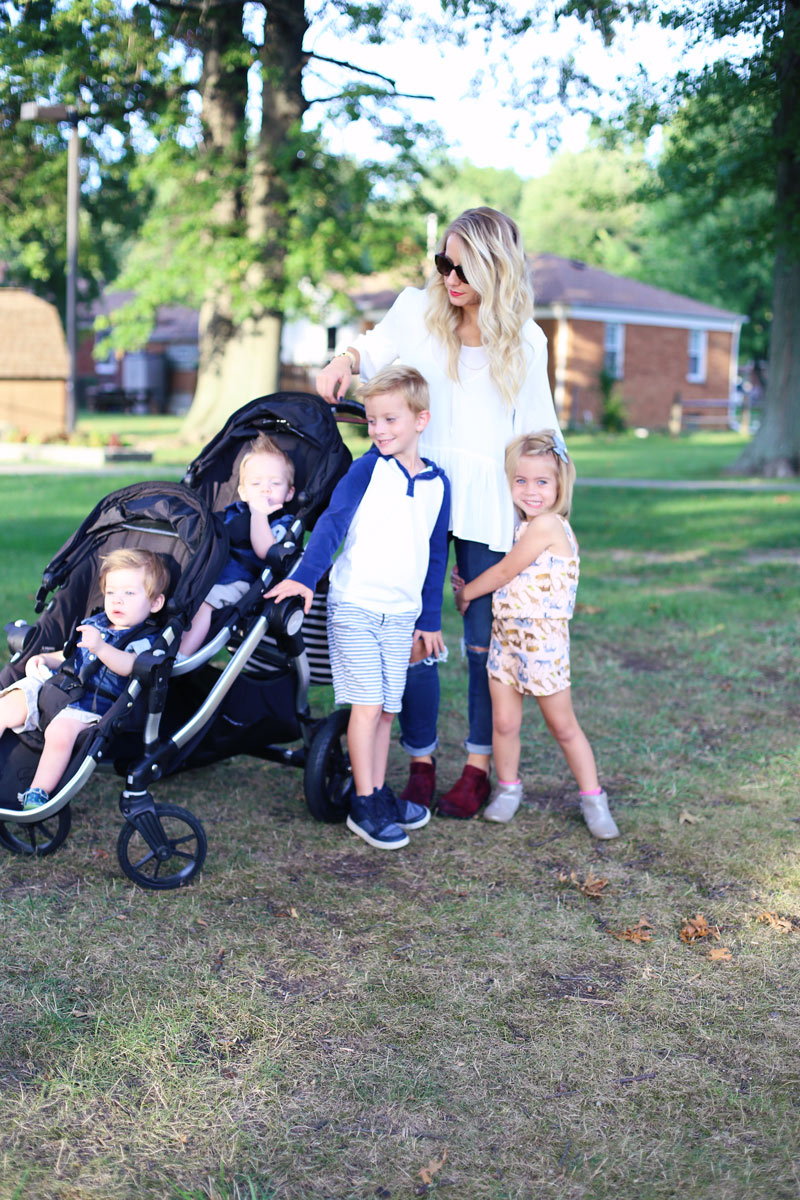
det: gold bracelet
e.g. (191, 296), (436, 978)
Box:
(330, 349), (357, 371)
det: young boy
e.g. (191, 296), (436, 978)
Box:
(180, 433), (295, 657)
(268, 365), (450, 850)
(0, 547), (170, 810)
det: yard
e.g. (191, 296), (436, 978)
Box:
(0, 427), (798, 1200)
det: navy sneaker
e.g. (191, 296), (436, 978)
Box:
(346, 790), (409, 850)
(379, 784), (431, 831)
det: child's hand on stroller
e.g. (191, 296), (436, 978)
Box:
(413, 629), (445, 660)
(265, 578), (314, 613)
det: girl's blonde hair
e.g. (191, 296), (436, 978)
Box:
(99, 548), (170, 600)
(505, 430), (576, 518)
(238, 433), (295, 488)
(424, 207), (533, 411)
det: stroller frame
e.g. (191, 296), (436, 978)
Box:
(0, 395), (361, 888)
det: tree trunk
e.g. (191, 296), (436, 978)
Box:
(181, 0), (309, 442)
(732, 0), (800, 476)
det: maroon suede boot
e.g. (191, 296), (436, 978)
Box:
(399, 760), (436, 810)
(437, 765), (491, 819)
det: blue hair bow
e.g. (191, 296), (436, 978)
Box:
(552, 431), (569, 463)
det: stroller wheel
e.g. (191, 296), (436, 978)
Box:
(117, 803), (207, 890)
(0, 805), (72, 857)
(304, 708), (353, 824)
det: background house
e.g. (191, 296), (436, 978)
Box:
(78, 294), (199, 413)
(0, 289), (68, 436)
(286, 256), (746, 430)
(531, 255), (746, 429)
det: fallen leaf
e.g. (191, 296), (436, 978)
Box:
(756, 911), (794, 933)
(290, 907), (300, 919)
(574, 603), (604, 615)
(708, 946), (732, 961)
(680, 913), (720, 943)
(611, 918), (653, 943)
(557, 869), (609, 897)
(418, 1149), (447, 1186)
(679, 810), (703, 825)
(196, 919), (208, 927)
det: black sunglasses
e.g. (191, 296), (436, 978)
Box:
(434, 253), (469, 285)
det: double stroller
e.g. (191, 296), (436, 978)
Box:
(0, 393), (360, 889)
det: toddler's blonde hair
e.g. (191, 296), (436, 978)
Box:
(505, 430), (576, 518)
(99, 548), (170, 601)
(238, 433), (295, 488)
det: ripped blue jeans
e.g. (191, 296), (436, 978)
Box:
(398, 537), (503, 757)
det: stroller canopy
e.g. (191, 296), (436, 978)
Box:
(183, 392), (353, 531)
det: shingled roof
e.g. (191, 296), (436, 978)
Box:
(0, 288), (68, 379)
(529, 254), (744, 323)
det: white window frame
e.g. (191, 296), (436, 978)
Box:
(604, 322), (625, 380)
(687, 329), (707, 383)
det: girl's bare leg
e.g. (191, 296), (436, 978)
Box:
(489, 678), (524, 781)
(30, 715), (86, 794)
(536, 688), (599, 793)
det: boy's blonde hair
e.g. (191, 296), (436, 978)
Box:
(505, 430), (576, 518)
(99, 548), (170, 600)
(357, 365), (430, 416)
(238, 433), (295, 488)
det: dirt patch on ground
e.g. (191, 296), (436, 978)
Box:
(540, 963), (629, 1001)
(746, 550), (800, 565)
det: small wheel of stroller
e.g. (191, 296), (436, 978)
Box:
(0, 805), (72, 857)
(116, 803), (207, 890)
(304, 707), (353, 824)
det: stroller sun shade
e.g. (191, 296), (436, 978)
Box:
(36, 480), (228, 628)
(182, 392), (353, 530)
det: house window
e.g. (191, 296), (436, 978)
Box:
(688, 329), (707, 382)
(604, 323), (625, 379)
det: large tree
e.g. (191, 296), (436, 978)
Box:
(565, 0), (800, 475)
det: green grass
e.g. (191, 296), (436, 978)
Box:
(0, 459), (799, 1198)
(74, 410), (757, 482)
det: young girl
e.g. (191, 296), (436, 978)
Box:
(454, 430), (619, 838)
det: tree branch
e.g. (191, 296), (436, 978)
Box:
(307, 51), (399, 89)
(308, 89), (435, 106)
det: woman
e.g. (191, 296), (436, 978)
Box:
(316, 207), (559, 818)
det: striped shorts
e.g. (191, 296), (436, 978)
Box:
(327, 602), (416, 710)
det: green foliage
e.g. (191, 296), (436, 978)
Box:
(597, 366), (627, 431)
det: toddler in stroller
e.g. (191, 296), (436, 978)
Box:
(0, 547), (169, 811)
(0, 393), (359, 888)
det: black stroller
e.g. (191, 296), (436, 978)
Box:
(0, 393), (359, 889)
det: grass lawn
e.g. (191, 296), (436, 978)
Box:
(0, 457), (799, 1198)
(75, 410), (756, 482)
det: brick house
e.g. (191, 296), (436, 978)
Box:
(294, 256), (746, 430)
(531, 255), (746, 428)
(0, 289), (68, 436)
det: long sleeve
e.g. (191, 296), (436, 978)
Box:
(291, 451), (378, 592)
(514, 322), (560, 435)
(416, 474), (451, 632)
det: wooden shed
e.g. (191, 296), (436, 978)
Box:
(0, 289), (68, 436)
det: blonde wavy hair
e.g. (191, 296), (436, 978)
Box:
(424, 207), (533, 410)
(505, 430), (576, 518)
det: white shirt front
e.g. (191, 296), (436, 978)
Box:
(354, 287), (559, 552)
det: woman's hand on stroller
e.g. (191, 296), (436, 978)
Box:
(265, 578), (314, 613)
